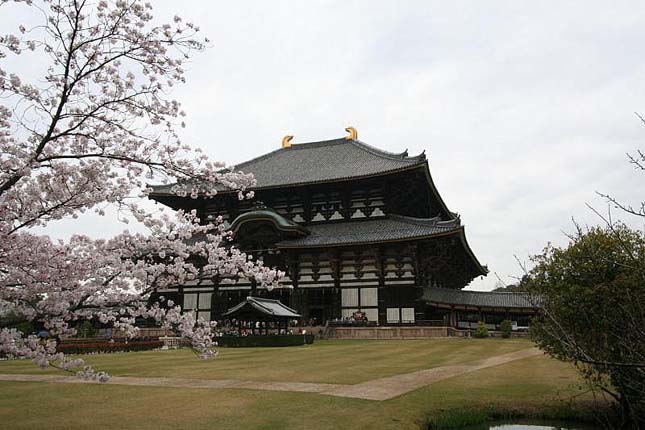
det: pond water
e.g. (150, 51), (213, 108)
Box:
(461, 421), (600, 430)
(489, 426), (586, 429)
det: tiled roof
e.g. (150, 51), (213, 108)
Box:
(222, 296), (301, 318)
(276, 215), (460, 248)
(422, 287), (540, 309)
(150, 138), (426, 193)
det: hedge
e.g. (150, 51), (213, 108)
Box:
(216, 334), (315, 347)
(56, 340), (163, 354)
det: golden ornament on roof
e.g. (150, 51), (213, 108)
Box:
(344, 126), (357, 140)
(281, 135), (294, 148)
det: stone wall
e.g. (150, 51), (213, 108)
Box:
(325, 326), (449, 339)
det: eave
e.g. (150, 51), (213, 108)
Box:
(277, 224), (487, 278)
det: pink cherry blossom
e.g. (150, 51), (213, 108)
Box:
(0, 0), (282, 380)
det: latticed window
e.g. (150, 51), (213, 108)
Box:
(183, 293), (197, 310)
(183, 292), (213, 321)
(363, 308), (378, 322)
(360, 288), (378, 307)
(401, 308), (415, 323)
(342, 308), (358, 318)
(387, 308), (400, 323)
(341, 288), (378, 322)
(385, 307), (415, 324)
(341, 288), (358, 307)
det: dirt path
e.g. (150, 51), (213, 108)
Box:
(0, 347), (542, 401)
(319, 347), (543, 400)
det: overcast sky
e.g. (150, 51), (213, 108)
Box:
(7, 1), (645, 290)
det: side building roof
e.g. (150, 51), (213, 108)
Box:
(423, 287), (540, 310)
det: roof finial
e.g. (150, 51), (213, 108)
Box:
(281, 135), (293, 148)
(345, 126), (357, 140)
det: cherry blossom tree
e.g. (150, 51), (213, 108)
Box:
(0, 0), (281, 381)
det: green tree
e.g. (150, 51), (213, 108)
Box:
(0, 311), (35, 335)
(525, 224), (645, 428)
(499, 320), (512, 338)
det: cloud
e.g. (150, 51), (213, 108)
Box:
(4, 0), (645, 290)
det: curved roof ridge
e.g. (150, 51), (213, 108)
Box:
(248, 296), (300, 313)
(287, 137), (346, 149)
(248, 296), (284, 305)
(430, 286), (526, 296)
(475, 290), (527, 295)
(389, 214), (460, 227)
(248, 297), (273, 314)
(235, 147), (285, 171)
(229, 208), (309, 236)
(349, 139), (426, 162)
(389, 214), (441, 225)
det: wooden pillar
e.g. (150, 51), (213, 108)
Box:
(301, 191), (312, 223)
(410, 244), (424, 324)
(291, 287), (308, 321)
(450, 307), (457, 327)
(376, 246), (386, 326)
(330, 250), (341, 321)
(301, 289), (310, 322)
(340, 184), (352, 220)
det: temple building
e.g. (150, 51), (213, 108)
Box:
(148, 128), (533, 328)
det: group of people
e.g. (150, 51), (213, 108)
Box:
(330, 311), (370, 326)
(213, 319), (307, 337)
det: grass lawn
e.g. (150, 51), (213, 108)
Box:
(0, 338), (594, 430)
(0, 338), (533, 384)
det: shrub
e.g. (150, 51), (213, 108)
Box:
(499, 320), (512, 338)
(473, 321), (489, 338)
